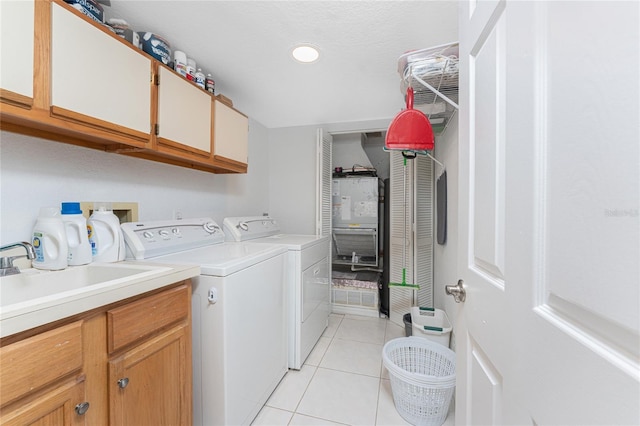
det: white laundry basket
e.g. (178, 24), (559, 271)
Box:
(382, 337), (456, 426)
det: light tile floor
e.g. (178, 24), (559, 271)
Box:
(252, 313), (455, 426)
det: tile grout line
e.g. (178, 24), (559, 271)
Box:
(287, 314), (344, 424)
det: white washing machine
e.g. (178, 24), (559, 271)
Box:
(223, 216), (330, 369)
(122, 218), (287, 426)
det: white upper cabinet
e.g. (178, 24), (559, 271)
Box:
(0, 0), (35, 105)
(213, 100), (248, 165)
(50, 2), (151, 139)
(156, 66), (212, 158)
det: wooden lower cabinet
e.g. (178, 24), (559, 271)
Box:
(109, 325), (191, 426)
(107, 284), (192, 426)
(1, 378), (86, 426)
(0, 281), (192, 425)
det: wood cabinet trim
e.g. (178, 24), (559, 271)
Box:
(213, 154), (249, 173)
(50, 105), (151, 144)
(156, 136), (212, 159)
(0, 89), (34, 109)
(33, 0), (51, 111)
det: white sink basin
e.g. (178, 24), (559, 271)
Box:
(0, 261), (200, 338)
(0, 263), (171, 307)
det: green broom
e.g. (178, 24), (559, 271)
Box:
(389, 155), (419, 289)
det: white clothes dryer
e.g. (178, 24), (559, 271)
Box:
(223, 216), (330, 369)
(122, 218), (287, 426)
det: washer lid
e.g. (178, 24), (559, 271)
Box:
(247, 234), (329, 250)
(150, 242), (286, 276)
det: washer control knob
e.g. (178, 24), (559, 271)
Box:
(238, 222), (249, 231)
(172, 227), (181, 235)
(143, 231), (154, 239)
(203, 222), (218, 233)
(159, 230), (170, 239)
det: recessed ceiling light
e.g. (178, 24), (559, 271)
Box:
(292, 44), (320, 63)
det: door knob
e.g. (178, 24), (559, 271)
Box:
(445, 279), (466, 303)
(75, 402), (90, 415)
(117, 378), (129, 389)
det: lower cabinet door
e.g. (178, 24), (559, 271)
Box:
(108, 325), (191, 426)
(0, 377), (86, 426)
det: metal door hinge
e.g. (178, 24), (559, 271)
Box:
(152, 73), (159, 85)
(154, 124), (159, 135)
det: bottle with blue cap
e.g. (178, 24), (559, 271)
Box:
(61, 202), (92, 266)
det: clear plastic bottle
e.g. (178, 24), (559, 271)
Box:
(87, 202), (125, 262)
(205, 73), (215, 94)
(195, 68), (206, 89)
(61, 202), (92, 266)
(32, 207), (68, 270)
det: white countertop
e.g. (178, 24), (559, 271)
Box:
(0, 261), (200, 338)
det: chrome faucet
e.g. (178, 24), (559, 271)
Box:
(0, 242), (36, 277)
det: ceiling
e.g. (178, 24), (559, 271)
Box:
(106, 1), (459, 129)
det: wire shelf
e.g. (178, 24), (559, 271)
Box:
(398, 42), (459, 135)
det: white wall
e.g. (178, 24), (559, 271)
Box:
(267, 119), (391, 235)
(332, 133), (372, 171)
(432, 115), (459, 327)
(0, 119), (271, 244)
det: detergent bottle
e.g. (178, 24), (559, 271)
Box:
(32, 207), (68, 270)
(87, 202), (125, 262)
(61, 202), (92, 266)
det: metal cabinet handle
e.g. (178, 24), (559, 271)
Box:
(445, 279), (466, 303)
(117, 378), (130, 389)
(75, 402), (90, 415)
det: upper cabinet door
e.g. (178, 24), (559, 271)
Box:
(50, 2), (151, 144)
(213, 99), (248, 169)
(156, 66), (212, 160)
(0, 0), (35, 108)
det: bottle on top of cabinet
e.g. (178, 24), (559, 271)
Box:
(194, 68), (206, 89)
(32, 207), (68, 270)
(186, 58), (196, 81)
(87, 202), (125, 262)
(205, 74), (215, 94)
(174, 50), (188, 77)
(61, 202), (92, 266)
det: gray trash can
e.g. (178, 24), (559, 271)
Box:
(403, 313), (412, 337)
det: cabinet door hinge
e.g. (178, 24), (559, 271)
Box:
(152, 73), (159, 85)
(154, 124), (159, 135)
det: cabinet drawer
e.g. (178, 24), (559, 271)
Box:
(107, 284), (189, 354)
(0, 321), (83, 406)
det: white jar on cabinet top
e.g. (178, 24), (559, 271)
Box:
(32, 207), (68, 270)
(61, 202), (92, 266)
(87, 202), (125, 262)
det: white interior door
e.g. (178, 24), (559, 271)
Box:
(457, 1), (640, 424)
